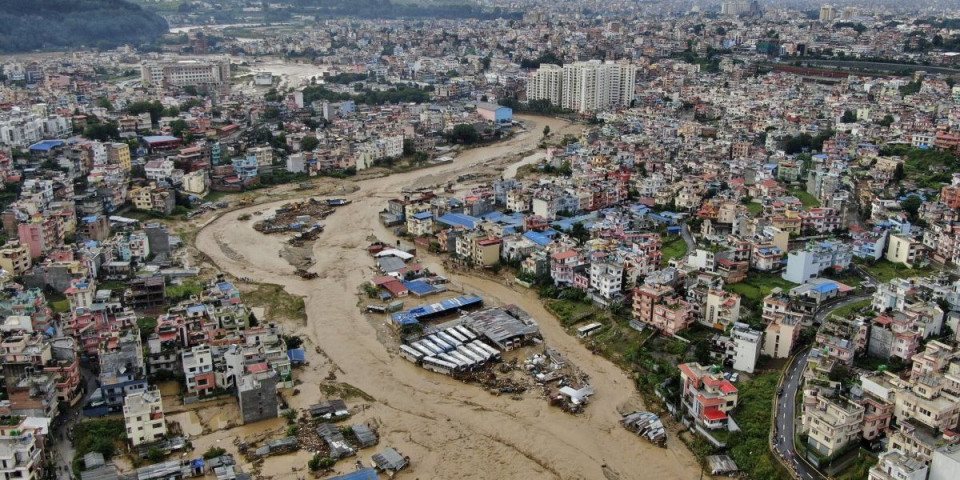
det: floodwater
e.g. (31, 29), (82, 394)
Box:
(194, 114), (707, 479)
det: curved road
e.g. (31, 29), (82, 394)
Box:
(772, 294), (872, 480)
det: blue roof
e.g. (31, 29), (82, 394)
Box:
(142, 135), (179, 143)
(391, 294), (483, 326)
(402, 280), (438, 296)
(436, 213), (480, 229)
(811, 282), (838, 294)
(411, 212), (433, 220)
(523, 230), (554, 246)
(217, 282), (235, 292)
(287, 348), (307, 362)
(28, 139), (65, 151)
(328, 469), (378, 480)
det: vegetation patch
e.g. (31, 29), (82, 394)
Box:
(660, 235), (689, 266)
(856, 259), (934, 283)
(318, 382), (375, 402)
(244, 283), (308, 324)
(71, 419), (127, 474)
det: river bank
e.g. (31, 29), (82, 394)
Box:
(191, 114), (706, 479)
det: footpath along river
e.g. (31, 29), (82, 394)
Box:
(194, 114), (706, 479)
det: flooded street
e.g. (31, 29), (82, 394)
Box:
(194, 115), (705, 479)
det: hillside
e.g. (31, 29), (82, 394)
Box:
(0, 0), (168, 53)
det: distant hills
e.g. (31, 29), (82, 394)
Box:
(0, 0), (168, 53)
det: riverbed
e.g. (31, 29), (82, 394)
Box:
(193, 114), (705, 479)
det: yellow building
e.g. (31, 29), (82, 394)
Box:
(108, 143), (131, 172)
(886, 233), (924, 266)
(0, 242), (31, 276)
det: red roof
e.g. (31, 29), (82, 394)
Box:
(551, 250), (578, 260)
(247, 363), (269, 374)
(719, 381), (738, 395)
(382, 280), (408, 296)
(703, 409), (728, 421)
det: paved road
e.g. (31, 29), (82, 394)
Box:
(774, 350), (825, 480)
(679, 223), (696, 253)
(772, 294), (872, 480)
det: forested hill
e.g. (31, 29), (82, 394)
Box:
(0, 0), (168, 53)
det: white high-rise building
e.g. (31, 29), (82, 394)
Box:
(526, 60), (636, 113)
(525, 64), (563, 107)
(819, 4), (837, 22)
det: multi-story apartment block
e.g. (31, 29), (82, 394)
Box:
(588, 261), (623, 300)
(651, 295), (694, 336)
(886, 233), (925, 267)
(803, 396), (865, 457)
(123, 388), (167, 446)
(727, 323), (762, 373)
(782, 241), (853, 284)
(141, 58), (231, 96)
(527, 60), (636, 113)
(0, 242), (31, 276)
(182, 345), (215, 396)
(868, 450), (928, 480)
(702, 290), (741, 330)
(0, 417), (43, 480)
(678, 362), (739, 431)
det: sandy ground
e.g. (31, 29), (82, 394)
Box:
(194, 115), (706, 480)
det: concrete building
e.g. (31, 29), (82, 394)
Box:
(123, 388), (167, 446)
(727, 323), (762, 373)
(527, 61), (636, 113)
(238, 370), (279, 424)
(930, 444), (960, 480)
(0, 242), (31, 276)
(0, 418), (42, 480)
(702, 290), (741, 330)
(886, 233), (925, 267)
(803, 396), (864, 457)
(182, 345), (215, 396)
(141, 58), (231, 96)
(868, 450), (928, 480)
(678, 362), (739, 431)
(782, 241), (853, 284)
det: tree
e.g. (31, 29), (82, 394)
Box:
(448, 124), (479, 144)
(169, 119), (189, 138)
(481, 55), (492, 71)
(542, 125), (551, 137)
(83, 122), (119, 141)
(301, 136), (320, 152)
(900, 195), (923, 221)
(893, 162), (905, 182)
(96, 97), (113, 111)
(841, 109), (857, 123)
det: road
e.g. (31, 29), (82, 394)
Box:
(772, 294), (871, 480)
(679, 223), (696, 254)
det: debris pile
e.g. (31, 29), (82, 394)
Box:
(253, 198), (335, 234)
(620, 411), (667, 447)
(525, 348), (593, 413)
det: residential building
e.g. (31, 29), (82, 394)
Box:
(0, 242), (31, 276)
(702, 290), (741, 330)
(782, 241), (853, 284)
(123, 388), (167, 446)
(678, 362), (739, 431)
(886, 233), (925, 267)
(182, 345), (215, 396)
(727, 323), (762, 373)
(868, 450), (928, 480)
(803, 395), (865, 457)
